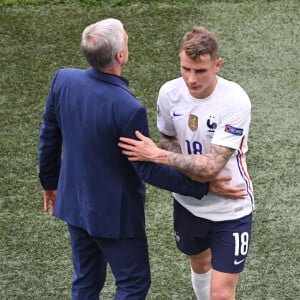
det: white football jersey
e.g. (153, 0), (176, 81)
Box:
(157, 76), (254, 221)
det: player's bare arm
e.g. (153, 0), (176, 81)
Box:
(119, 131), (246, 199)
(159, 132), (245, 198)
(119, 130), (234, 180)
(160, 133), (209, 182)
(160, 133), (182, 153)
(169, 144), (234, 181)
(160, 133), (206, 181)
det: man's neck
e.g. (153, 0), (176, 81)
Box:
(100, 65), (122, 77)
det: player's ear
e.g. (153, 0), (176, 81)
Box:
(215, 57), (223, 72)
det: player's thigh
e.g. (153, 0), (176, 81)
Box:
(173, 199), (210, 255)
(210, 213), (252, 274)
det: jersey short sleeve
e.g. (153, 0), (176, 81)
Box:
(211, 83), (251, 150)
(157, 82), (177, 137)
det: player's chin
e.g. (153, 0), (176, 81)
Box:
(188, 88), (202, 98)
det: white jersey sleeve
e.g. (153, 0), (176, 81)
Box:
(157, 78), (184, 137)
(211, 81), (251, 151)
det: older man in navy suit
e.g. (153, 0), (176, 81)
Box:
(39, 18), (245, 300)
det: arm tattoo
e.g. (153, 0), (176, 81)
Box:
(160, 133), (182, 153)
(168, 144), (235, 180)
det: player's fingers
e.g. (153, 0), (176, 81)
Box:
(229, 191), (247, 199)
(127, 156), (140, 161)
(215, 175), (232, 182)
(119, 137), (137, 146)
(225, 185), (246, 192)
(121, 149), (135, 156)
(121, 150), (142, 161)
(135, 130), (146, 140)
(209, 176), (232, 185)
(118, 142), (135, 152)
(231, 187), (246, 193)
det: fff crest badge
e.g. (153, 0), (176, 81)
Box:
(188, 114), (198, 131)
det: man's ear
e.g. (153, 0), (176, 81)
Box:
(115, 51), (124, 64)
(215, 57), (223, 72)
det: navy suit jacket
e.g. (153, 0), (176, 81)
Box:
(39, 68), (208, 238)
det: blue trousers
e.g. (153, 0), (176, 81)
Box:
(68, 224), (151, 300)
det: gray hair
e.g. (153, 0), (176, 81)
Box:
(81, 18), (126, 69)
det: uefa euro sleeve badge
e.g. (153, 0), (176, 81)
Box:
(188, 114), (198, 131)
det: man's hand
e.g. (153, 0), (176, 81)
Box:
(43, 190), (57, 215)
(119, 130), (161, 162)
(209, 176), (247, 200)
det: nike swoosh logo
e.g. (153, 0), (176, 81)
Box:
(234, 258), (245, 265)
(172, 112), (183, 117)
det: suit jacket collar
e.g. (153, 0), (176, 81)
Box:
(86, 67), (130, 91)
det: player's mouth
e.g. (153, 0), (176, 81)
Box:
(188, 85), (201, 91)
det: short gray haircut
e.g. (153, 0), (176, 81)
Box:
(81, 18), (126, 69)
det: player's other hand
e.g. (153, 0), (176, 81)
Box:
(209, 176), (247, 200)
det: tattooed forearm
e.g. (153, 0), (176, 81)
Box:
(210, 144), (234, 163)
(168, 144), (235, 180)
(160, 133), (182, 153)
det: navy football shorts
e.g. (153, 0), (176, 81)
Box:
(173, 199), (253, 273)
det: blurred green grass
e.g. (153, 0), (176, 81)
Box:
(0, 0), (299, 299)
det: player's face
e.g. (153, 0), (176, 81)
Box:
(180, 51), (222, 99)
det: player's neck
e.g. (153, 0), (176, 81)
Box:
(203, 76), (218, 99)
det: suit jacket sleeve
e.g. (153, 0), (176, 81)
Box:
(38, 72), (62, 190)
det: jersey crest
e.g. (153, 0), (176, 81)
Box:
(206, 116), (217, 139)
(188, 114), (198, 131)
